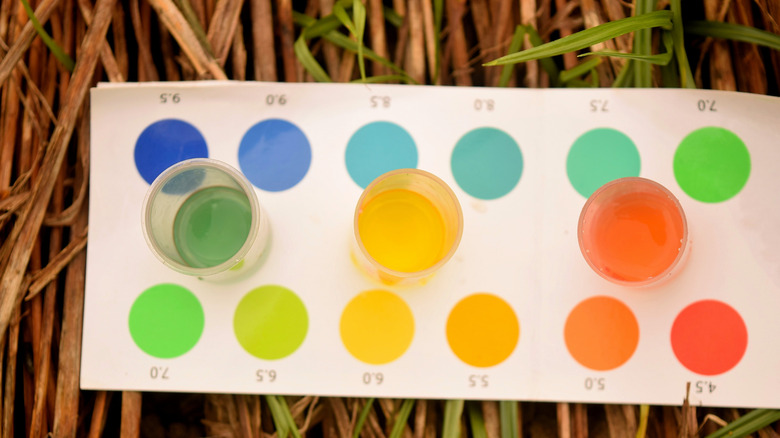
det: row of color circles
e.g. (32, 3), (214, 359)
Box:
(129, 285), (748, 376)
(134, 119), (751, 203)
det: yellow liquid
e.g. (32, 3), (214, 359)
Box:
(358, 189), (447, 273)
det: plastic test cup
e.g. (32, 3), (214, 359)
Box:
(142, 158), (270, 280)
(578, 177), (689, 287)
(353, 168), (463, 286)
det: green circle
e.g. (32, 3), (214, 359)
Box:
(673, 127), (750, 203)
(233, 285), (308, 360)
(451, 127), (523, 200)
(566, 128), (641, 198)
(129, 284), (205, 359)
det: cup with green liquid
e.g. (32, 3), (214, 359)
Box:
(142, 158), (269, 280)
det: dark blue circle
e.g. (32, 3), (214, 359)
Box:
(238, 119), (312, 191)
(134, 119), (209, 184)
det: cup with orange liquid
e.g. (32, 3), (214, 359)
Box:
(353, 169), (463, 286)
(578, 177), (689, 287)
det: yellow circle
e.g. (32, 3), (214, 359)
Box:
(340, 290), (415, 365)
(446, 293), (520, 367)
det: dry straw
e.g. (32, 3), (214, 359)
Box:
(0, 0), (779, 436)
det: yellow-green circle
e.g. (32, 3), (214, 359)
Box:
(340, 290), (415, 365)
(233, 285), (308, 360)
(129, 283), (204, 359)
(673, 127), (750, 203)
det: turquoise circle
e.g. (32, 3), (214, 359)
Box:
(566, 128), (641, 198)
(345, 121), (418, 188)
(451, 127), (523, 200)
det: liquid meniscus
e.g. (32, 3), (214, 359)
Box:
(173, 186), (252, 268)
(358, 188), (447, 273)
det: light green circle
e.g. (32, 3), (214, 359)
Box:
(673, 127), (750, 203)
(566, 128), (641, 198)
(129, 284), (204, 359)
(233, 285), (308, 360)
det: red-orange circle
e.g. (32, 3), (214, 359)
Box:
(671, 300), (747, 375)
(564, 296), (639, 371)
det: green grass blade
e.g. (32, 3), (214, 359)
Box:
(705, 409), (780, 438)
(294, 34), (332, 82)
(581, 29), (673, 65)
(484, 11), (672, 66)
(499, 401), (520, 438)
(612, 59), (634, 87)
(175, 0), (215, 57)
(278, 396), (302, 438)
(332, 1), (366, 81)
(353, 0), (367, 81)
(633, 0), (656, 87)
(466, 402), (488, 438)
(294, 8), (414, 82)
(433, 0), (443, 82)
(442, 400), (464, 438)
(294, 12), (344, 39)
(499, 26), (527, 87)
(636, 405), (650, 438)
(264, 395), (290, 438)
(383, 6), (403, 27)
(332, 3), (357, 34)
(660, 52), (680, 87)
(322, 31), (417, 83)
(388, 399), (416, 438)
(352, 398), (375, 438)
(686, 20), (780, 51)
(559, 57), (602, 84)
(669, 0), (696, 88)
(21, 0), (75, 71)
(524, 25), (561, 86)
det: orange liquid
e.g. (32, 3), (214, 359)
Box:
(581, 183), (685, 283)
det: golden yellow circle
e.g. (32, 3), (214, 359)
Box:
(446, 293), (520, 367)
(340, 290), (415, 365)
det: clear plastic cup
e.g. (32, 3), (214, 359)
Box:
(353, 169), (463, 286)
(142, 158), (270, 280)
(578, 177), (689, 287)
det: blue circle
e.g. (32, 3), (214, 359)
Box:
(134, 119), (209, 184)
(238, 119), (312, 191)
(451, 127), (523, 200)
(345, 121), (418, 188)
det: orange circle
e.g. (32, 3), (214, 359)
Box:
(446, 293), (520, 368)
(564, 296), (639, 371)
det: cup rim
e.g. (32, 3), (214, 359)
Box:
(577, 176), (689, 288)
(141, 158), (261, 277)
(353, 168), (464, 279)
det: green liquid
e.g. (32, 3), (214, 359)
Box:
(173, 186), (252, 268)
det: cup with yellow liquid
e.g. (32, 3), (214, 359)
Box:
(578, 177), (689, 287)
(353, 169), (463, 285)
(142, 158), (270, 281)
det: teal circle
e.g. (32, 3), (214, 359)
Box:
(673, 127), (750, 203)
(566, 128), (641, 198)
(129, 284), (204, 359)
(345, 121), (418, 188)
(451, 127), (523, 200)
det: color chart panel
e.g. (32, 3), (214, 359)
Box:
(83, 82), (780, 408)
